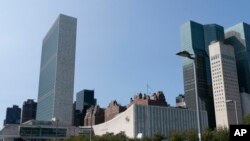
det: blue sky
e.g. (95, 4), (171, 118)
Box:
(1, 0), (250, 128)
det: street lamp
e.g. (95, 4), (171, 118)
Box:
(176, 50), (202, 141)
(52, 117), (59, 141)
(225, 100), (238, 125)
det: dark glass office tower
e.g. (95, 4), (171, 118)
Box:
(225, 23), (250, 93)
(4, 105), (21, 125)
(74, 89), (96, 126)
(180, 21), (224, 128)
(21, 99), (37, 123)
(36, 14), (77, 126)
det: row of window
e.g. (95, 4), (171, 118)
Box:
(210, 54), (220, 61)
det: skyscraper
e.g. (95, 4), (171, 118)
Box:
(74, 89), (96, 126)
(4, 105), (21, 125)
(180, 21), (224, 128)
(76, 89), (96, 111)
(209, 41), (242, 128)
(36, 14), (77, 126)
(21, 99), (37, 123)
(225, 23), (250, 94)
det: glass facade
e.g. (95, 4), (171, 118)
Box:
(180, 21), (224, 128)
(36, 14), (77, 126)
(19, 127), (67, 138)
(225, 23), (250, 93)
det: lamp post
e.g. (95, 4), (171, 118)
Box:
(176, 50), (202, 141)
(52, 117), (59, 141)
(225, 100), (238, 125)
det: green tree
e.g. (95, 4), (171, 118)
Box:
(152, 132), (165, 141)
(168, 132), (185, 141)
(114, 131), (128, 141)
(202, 129), (214, 141)
(212, 128), (229, 141)
(186, 130), (197, 141)
(243, 114), (250, 125)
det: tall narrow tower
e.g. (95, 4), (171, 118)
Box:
(36, 14), (77, 126)
(209, 41), (242, 128)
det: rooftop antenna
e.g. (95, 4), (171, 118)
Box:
(147, 84), (153, 95)
(147, 83), (149, 95)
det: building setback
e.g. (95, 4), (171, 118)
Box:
(4, 105), (21, 125)
(36, 14), (77, 126)
(209, 41), (242, 128)
(180, 21), (224, 128)
(21, 99), (37, 123)
(225, 23), (250, 94)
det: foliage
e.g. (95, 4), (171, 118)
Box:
(168, 132), (185, 141)
(202, 129), (213, 141)
(64, 128), (230, 141)
(212, 127), (229, 141)
(243, 114), (250, 125)
(186, 130), (197, 141)
(152, 132), (165, 141)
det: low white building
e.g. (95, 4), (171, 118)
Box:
(91, 104), (208, 138)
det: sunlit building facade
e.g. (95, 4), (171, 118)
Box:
(36, 14), (77, 126)
(209, 41), (242, 128)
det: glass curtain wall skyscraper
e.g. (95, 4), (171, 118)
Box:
(225, 23), (250, 94)
(36, 14), (77, 126)
(180, 21), (224, 128)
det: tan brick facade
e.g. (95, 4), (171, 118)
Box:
(128, 91), (168, 107)
(104, 100), (127, 122)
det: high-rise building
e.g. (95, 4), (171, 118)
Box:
(225, 23), (250, 94)
(209, 41), (242, 128)
(36, 14), (77, 126)
(4, 105), (21, 125)
(180, 21), (224, 128)
(74, 89), (96, 126)
(21, 99), (37, 123)
(76, 89), (96, 111)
